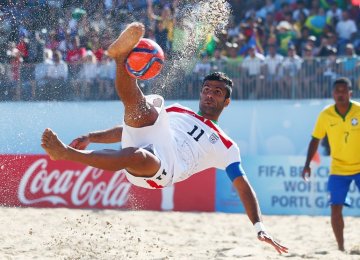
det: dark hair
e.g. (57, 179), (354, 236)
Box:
(333, 77), (352, 90)
(202, 72), (233, 98)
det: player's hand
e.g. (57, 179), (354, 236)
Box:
(301, 166), (311, 181)
(258, 231), (288, 254)
(69, 135), (90, 150)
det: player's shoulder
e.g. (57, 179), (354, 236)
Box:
(165, 103), (193, 111)
(351, 100), (360, 110)
(320, 103), (335, 115)
(213, 125), (239, 150)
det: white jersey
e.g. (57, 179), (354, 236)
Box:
(122, 95), (241, 188)
(166, 103), (240, 183)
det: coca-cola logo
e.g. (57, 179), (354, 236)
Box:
(18, 158), (132, 207)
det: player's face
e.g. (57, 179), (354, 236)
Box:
(333, 83), (352, 105)
(199, 80), (230, 120)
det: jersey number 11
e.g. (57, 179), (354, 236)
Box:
(187, 125), (205, 142)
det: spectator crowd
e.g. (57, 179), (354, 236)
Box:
(0, 0), (359, 101)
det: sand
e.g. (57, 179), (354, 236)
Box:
(0, 207), (359, 259)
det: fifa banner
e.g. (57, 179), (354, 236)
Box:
(0, 155), (215, 211)
(216, 156), (360, 216)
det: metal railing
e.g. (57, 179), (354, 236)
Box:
(0, 56), (359, 101)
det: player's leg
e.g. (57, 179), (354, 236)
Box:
(330, 205), (345, 251)
(41, 128), (160, 177)
(107, 22), (158, 128)
(328, 175), (352, 251)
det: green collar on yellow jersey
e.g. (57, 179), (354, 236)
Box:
(335, 101), (353, 121)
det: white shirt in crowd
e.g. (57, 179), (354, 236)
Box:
(79, 63), (98, 82)
(264, 54), (284, 75)
(336, 19), (357, 40)
(242, 53), (265, 76)
(47, 61), (68, 80)
(281, 55), (303, 77)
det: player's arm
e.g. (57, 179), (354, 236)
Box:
(69, 125), (123, 150)
(302, 136), (320, 181)
(226, 163), (288, 254)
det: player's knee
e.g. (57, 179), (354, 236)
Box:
(123, 146), (159, 166)
(331, 205), (343, 217)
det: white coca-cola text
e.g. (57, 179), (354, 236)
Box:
(18, 158), (132, 207)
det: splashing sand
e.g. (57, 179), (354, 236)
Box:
(152, 0), (231, 96)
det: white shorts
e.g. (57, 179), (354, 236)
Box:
(121, 95), (175, 189)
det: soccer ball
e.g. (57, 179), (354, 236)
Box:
(125, 38), (165, 80)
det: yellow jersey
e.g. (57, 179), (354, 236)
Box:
(312, 101), (360, 175)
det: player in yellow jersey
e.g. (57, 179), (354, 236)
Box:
(302, 77), (360, 251)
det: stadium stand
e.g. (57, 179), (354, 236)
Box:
(0, 0), (359, 101)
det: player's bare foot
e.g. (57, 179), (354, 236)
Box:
(107, 22), (145, 61)
(41, 128), (68, 160)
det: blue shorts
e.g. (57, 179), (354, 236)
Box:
(328, 173), (360, 206)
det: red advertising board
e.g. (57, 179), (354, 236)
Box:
(0, 155), (215, 211)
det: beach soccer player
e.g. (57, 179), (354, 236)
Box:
(41, 22), (288, 254)
(302, 77), (360, 251)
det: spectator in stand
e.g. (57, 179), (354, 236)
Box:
(321, 46), (340, 97)
(304, 35), (318, 57)
(318, 32), (338, 56)
(296, 26), (310, 53)
(58, 29), (71, 59)
(147, 0), (175, 55)
(193, 52), (212, 77)
(280, 43), (303, 98)
(0, 62), (8, 100)
(340, 43), (360, 85)
(97, 52), (115, 100)
(7, 46), (23, 101)
(171, 17), (188, 58)
(154, 20), (169, 55)
(227, 16), (241, 38)
(293, 9), (308, 37)
(263, 12), (277, 42)
(16, 35), (30, 63)
(299, 44), (321, 98)
(263, 43), (284, 98)
(76, 50), (98, 99)
(66, 35), (86, 81)
(292, 0), (309, 22)
(256, 0), (275, 19)
(101, 28), (115, 51)
(32, 30), (47, 63)
(103, 0), (114, 14)
(348, 3), (360, 28)
(335, 10), (357, 55)
(223, 41), (242, 98)
(86, 31), (104, 62)
(0, 0), (359, 102)
(276, 20), (297, 56)
(46, 30), (60, 52)
(191, 52), (212, 97)
(90, 12), (107, 33)
(274, 2), (291, 23)
(35, 48), (53, 87)
(326, 1), (342, 24)
(48, 51), (68, 81)
(241, 45), (265, 99)
(211, 48), (228, 72)
(78, 13), (92, 43)
(47, 50), (68, 100)
(0, 10), (12, 63)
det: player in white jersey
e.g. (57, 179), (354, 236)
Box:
(41, 22), (288, 254)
